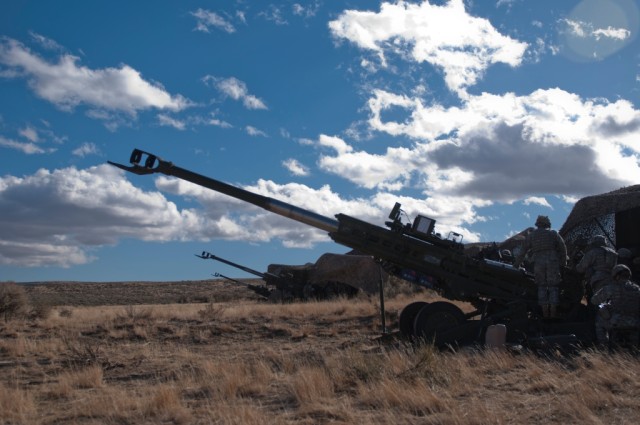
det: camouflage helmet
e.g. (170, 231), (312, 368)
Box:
(611, 264), (632, 278)
(589, 235), (607, 247)
(535, 215), (551, 228)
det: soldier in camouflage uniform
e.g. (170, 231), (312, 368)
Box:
(591, 264), (640, 348)
(514, 215), (567, 318)
(576, 235), (618, 296)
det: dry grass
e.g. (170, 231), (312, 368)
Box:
(0, 286), (639, 424)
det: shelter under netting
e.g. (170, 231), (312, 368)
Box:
(559, 185), (640, 259)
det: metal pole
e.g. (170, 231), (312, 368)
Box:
(378, 265), (386, 334)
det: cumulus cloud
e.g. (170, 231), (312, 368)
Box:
(329, 0), (528, 95)
(153, 174), (418, 248)
(203, 75), (268, 110)
(0, 38), (191, 115)
(317, 87), (639, 207)
(318, 135), (412, 191)
(2, 163), (427, 266)
(0, 165), (218, 267)
(191, 9), (236, 33)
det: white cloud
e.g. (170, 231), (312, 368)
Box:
(329, 0), (528, 95)
(0, 38), (191, 115)
(28, 31), (64, 51)
(246, 126), (267, 137)
(283, 158), (310, 176)
(0, 165), (221, 267)
(204, 76), (268, 110)
(315, 87), (639, 220)
(191, 9), (236, 33)
(523, 196), (552, 208)
(208, 117), (233, 128)
(19, 125), (39, 142)
(560, 1), (638, 61)
(154, 175), (397, 247)
(297, 138), (314, 146)
(158, 114), (186, 130)
(72, 142), (100, 157)
(318, 135), (412, 190)
(564, 19), (631, 41)
(317, 135), (353, 155)
(592, 26), (631, 41)
(0, 155), (500, 267)
(0, 136), (47, 154)
(564, 19), (588, 38)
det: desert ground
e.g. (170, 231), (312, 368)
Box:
(1, 279), (639, 424)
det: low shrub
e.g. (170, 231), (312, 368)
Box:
(0, 282), (29, 322)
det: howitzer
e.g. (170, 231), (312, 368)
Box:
(199, 251), (291, 301)
(110, 149), (593, 347)
(212, 272), (272, 299)
(198, 251), (362, 301)
(198, 251), (280, 282)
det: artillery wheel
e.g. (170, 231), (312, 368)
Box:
(398, 301), (429, 338)
(413, 302), (466, 347)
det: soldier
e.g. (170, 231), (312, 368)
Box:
(514, 215), (567, 318)
(575, 235), (617, 296)
(591, 264), (640, 348)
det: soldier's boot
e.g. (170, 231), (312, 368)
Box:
(549, 305), (558, 319)
(542, 305), (551, 318)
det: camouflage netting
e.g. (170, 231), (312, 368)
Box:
(308, 253), (387, 294)
(559, 184), (640, 256)
(465, 185), (640, 261)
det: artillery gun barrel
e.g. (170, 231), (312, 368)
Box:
(108, 149), (339, 233)
(213, 272), (246, 285)
(213, 272), (271, 299)
(110, 148), (535, 304)
(197, 251), (279, 280)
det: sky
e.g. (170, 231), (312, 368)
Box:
(1, 0), (639, 282)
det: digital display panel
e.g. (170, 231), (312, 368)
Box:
(413, 215), (435, 235)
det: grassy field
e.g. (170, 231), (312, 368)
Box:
(1, 281), (639, 424)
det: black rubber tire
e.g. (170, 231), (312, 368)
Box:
(413, 301), (466, 347)
(398, 301), (429, 338)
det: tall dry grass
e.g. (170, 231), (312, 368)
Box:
(0, 295), (639, 424)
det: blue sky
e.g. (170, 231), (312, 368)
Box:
(1, 0), (639, 282)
